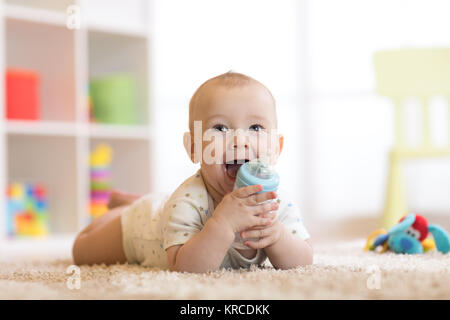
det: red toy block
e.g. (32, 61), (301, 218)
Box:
(6, 69), (40, 120)
(33, 184), (46, 200)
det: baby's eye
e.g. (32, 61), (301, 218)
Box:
(249, 124), (264, 132)
(213, 124), (229, 132)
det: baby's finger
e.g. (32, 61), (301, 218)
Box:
(245, 191), (277, 205)
(258, 211), (277, 219)
(233, 184), (263, 198)
(252, 201), (279, 216)
(241, 224), (276, 239)
(244, 235), (276, 250)
(251, 215), (273, 227)
(242, 224), (265, 232)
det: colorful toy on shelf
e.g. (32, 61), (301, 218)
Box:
(90, 144), (113, 220)
(365, 213), (450, 254)
(6, 183), (49, 237)
(6, 68), (40, 120)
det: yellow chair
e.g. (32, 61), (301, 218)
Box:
(373, 48), (450, 229)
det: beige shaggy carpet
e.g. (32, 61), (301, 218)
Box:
(1, 236), (449, 299)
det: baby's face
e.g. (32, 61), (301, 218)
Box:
(190, 82), (282, 197)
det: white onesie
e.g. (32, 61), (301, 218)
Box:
(120, 169), (310, 270)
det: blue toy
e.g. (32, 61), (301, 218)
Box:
(365, 213), (450, 254)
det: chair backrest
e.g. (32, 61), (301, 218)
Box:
(373, 48), (450, 149)
(374, 48), (450, 96)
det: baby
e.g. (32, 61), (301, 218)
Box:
(72, 71), (313, 273)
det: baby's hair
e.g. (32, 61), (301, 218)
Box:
(188, 71), (276, 132)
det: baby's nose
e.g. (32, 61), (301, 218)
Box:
(231, 132), (249, 149)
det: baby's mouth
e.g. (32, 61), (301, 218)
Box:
(224, 159), (249, 180)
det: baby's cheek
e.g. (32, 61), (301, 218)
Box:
(202, 141), (220, 164)
(253, 132), (280, 158)
(202, 133), (228, 164)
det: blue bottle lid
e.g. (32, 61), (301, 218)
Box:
(235, 158), (279, 192)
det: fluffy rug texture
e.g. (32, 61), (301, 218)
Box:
(1, 238), (449, 299)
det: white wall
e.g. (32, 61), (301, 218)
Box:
(307, 0), (450, 219)
(150, 0), (450, 222)
(150, 0), (305, 199)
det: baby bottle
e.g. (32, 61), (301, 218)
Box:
(232, 157), (279, 250)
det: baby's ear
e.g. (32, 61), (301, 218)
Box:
(183, 132), (193, 162)
(183, 132), (197, 163)
(267, 133), (284, 165)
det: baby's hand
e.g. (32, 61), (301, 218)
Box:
(211, 184), (279, 235)
(240, 214), (284, 249)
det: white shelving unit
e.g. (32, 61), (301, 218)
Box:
(0, 0), (155, 244)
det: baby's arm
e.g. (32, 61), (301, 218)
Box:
(167, 184), (277, 273)
(167, 217), (234, 273)
(241, 193), (313, 269)
(264, 227), (313, 269)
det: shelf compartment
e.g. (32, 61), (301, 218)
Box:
(89, 138), (151, 195)
(5, 19), (76, 122)
(88, 31), (149, 125)
(7, 135), (78, 234)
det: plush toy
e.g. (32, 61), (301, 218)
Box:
(364, 213), (450, 254)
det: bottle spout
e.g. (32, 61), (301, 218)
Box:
(247, 157), (275, 179)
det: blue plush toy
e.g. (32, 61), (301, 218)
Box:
(365, 213), (450, 254)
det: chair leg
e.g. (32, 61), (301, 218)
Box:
(382, 151), (408, 229)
